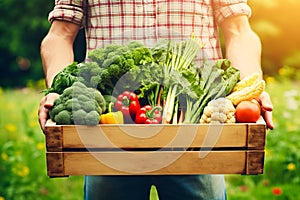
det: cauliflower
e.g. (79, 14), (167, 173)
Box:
(200, 97), (236, 124)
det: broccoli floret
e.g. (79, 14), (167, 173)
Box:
(77, 62), (104, 88)
(72, 81), (86, 89)
(62, 87), (74, 98)
(77, 62), (101, 84)
(114, 46), (129, 55)
(81, 101), (96, 113)
(102, 57), (116, 68)
(90, 65), (102, 75)
(103, 43), (122, 54)
(86, 88), (97, 97)
(131, 47), (153, 65)
(49, 103), (64, 120)
(85, 111), (100, 126)
(72, 109), (87, 125)
(90, 75), (101, 88)
(127, 41), (144, 49)
(123, 58), (135, 71)
(94, 90), (106, 112)
(53, 97), (62, 106)
(88, 48), (106, 64)
(78, 66), (92, 81)
(65, 99), (82, 111)
(94, 106), (102, 116)
(54, 110), (73, 125)
(77, 94), (91, 103)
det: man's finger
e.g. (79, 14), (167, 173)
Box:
(255, 92), (275, 130)
(257, 92), (273, 111)
(38, 93), (59, 131)
(263, 110), (274, 130)
(44, 93), (60, 108)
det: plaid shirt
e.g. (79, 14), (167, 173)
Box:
(49, 0), (251, 62)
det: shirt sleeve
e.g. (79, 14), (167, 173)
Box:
(213, 0), (252, 24)
(48, 0), (85, 26)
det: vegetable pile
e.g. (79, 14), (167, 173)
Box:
(45, 36), (266, 125)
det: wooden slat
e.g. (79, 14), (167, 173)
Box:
(46, 150), (264, 177)
(44, 125), (63, 152)
(44, 123), (267, 150)
(245, 151), (265, 175)
(46, 152), (65, 177)
(247, 124), (266, 150)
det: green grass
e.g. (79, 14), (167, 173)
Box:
(0, 77), (299, 199)
(0, 88), (83, 200)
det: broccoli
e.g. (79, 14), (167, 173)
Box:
(87, 41), (154, 96)
(49, 81), (106, 126)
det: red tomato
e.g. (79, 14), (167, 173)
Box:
(235, 100), (261, 123)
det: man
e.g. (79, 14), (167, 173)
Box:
(39, 1), (274, 199)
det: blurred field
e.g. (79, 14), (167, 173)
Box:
(0, 77), (300, 199)
(0, 88), (83, 200)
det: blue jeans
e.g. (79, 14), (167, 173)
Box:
(84, 175), (226, 200)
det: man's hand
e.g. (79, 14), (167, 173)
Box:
(38, 93), (59, 132)
(256, 92), (274, 130)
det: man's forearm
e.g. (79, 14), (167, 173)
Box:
(41, 34), (75, 87)
(225, 30), (263, 79)
(40, 20), (80, 87)
(221, 15), (263, 79)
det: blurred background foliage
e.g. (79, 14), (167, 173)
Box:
(0, 0), (300, 87)
(0, 0), (52, 87)
(248, 0), (300, 76)
(0, 0), (85, 88)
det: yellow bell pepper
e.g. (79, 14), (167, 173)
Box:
(100, 111), (124, 124)
(100, 102), (124, 124)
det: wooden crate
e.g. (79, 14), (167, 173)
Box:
(44, 120), (266, 177)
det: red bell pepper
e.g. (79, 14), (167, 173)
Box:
(135, 105), (162, 124)
(114, 91), (140, 122)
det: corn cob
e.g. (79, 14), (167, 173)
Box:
(226, 79), (265, 105)
(232, 73), (260, 92)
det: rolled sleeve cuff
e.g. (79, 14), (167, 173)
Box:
(48, 4), (84, 26)
(215, 3), (252, 25)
